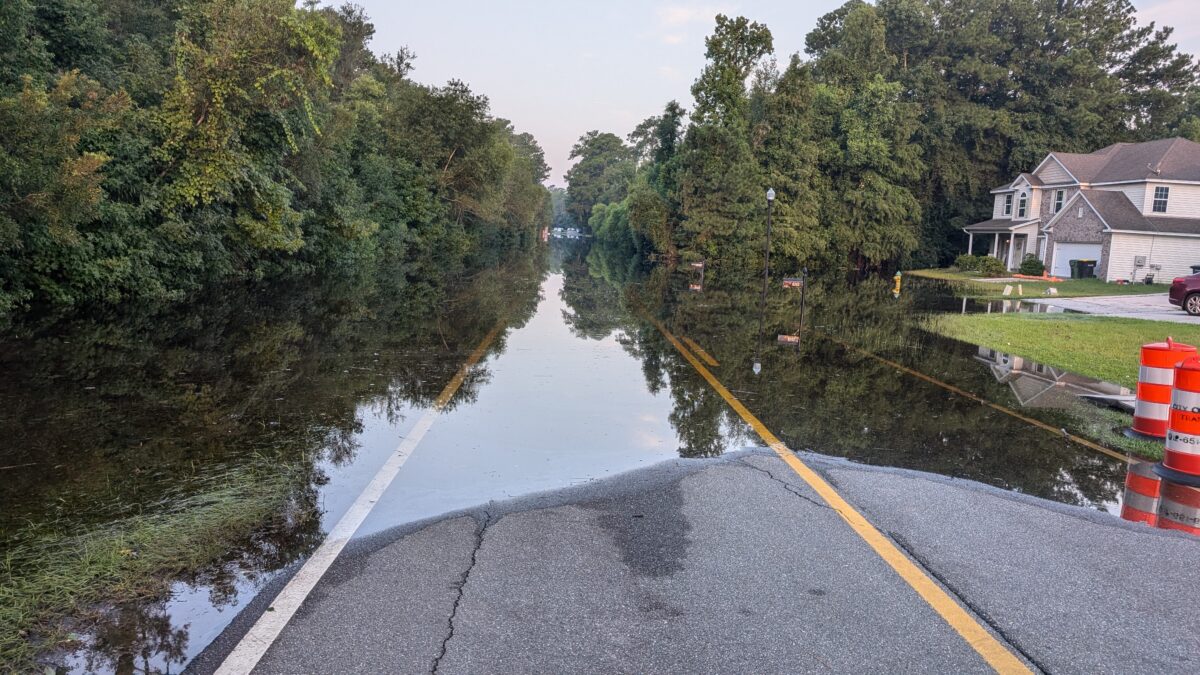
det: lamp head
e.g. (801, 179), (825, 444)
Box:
(766, 188), (776, 202)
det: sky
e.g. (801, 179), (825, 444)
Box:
(340, 1), (1200, 186)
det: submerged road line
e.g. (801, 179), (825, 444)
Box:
(681, 336), (720, 367)
(215, 321), (507, 675)
(647, 316), (1032, 675)
(816, 330), (1132, 465)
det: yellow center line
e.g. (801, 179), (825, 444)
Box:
(681, 336), (720, 367)
(436, 322), (507, 409)
(813, 330), (1131, 465)
(646, 315), (1031, 675)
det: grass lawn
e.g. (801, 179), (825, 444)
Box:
(927, 313), (1200, 388)
(909, 268), (1167, 300)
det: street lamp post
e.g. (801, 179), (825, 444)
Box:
(754, 188), (776, 376)
(763, 188), (775, 291)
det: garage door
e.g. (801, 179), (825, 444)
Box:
(1051, 243), (1102, 277)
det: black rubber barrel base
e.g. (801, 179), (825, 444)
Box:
(1152, 462), (1200, 487)
(1124, 428), (1163, 441)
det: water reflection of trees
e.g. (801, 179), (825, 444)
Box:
(558, 255), (1126, 507)
(0, 249), (545, 670)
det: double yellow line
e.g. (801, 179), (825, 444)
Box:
(647, 318), (1031, 674)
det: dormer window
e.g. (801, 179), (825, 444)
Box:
(1017, 192), (1028, 219)
(1153, 186), (1169, 213)
(1054, 190), (1064, 213)
(1004, 194), (1013, 216)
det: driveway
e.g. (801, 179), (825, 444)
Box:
(1030, 293), (1198, 323)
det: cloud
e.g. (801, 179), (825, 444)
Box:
(652, 4), (737, 47)
(657, 5), (735, 26)
(657, 65), (682, 80)
(1137, 0), (1200, 45)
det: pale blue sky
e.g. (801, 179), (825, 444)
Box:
(340, 1), (1198, 185)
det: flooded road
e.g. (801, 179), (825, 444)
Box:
(0, 239), (1178, 672)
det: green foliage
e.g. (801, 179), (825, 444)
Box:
(690, 15), (773, 127)
(953, 254), (980, 271)
(1019, 253), (1044, 276)
(549, 186), (574, 228)
(0, 1), (551, 317)
(568, 2), (1199, 273)
(565, 131), (634, 226)
(975, 256), (1007, 277)
(588, 201), (634, 249)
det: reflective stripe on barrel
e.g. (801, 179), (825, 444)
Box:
(1166, 356), (1200, 475)
(1157, 480), (1200, 536)
(1132, 340), (1197, 438)
(1120, 461), (1162, 526)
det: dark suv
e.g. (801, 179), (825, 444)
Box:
(1169, 273), (1200, 315)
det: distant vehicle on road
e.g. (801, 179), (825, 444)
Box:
(1168, 273), (1200, 315)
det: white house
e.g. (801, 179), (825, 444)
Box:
(964, 137), (1200, 282)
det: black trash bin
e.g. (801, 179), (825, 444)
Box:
(1190, 264), (1200, 275)
(1077, 259), (1097, 278)
(1069, 259), (1081, 279)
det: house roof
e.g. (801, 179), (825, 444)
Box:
(1079, 189), (1145, 229)
(992, 173), (1044, 192)
(963, 218), (1039, 233)
(1139, 216), (1200, 234)
(1053, 189), (1200, 235)
(1051, 137), (1200, 184)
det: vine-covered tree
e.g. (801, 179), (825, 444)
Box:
(0, 0), (551, 318)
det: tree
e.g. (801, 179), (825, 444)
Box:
(564, 131), (634, 226)
(808, 4), (924, 268)
(156, 0), (341, 252)
(690, 15), (773, 128)
(597, 0), (1200, 270)
(677, 15), (774, 262)
(0, 1), (551, 316)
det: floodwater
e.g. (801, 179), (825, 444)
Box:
(0, 239), (1161, 672)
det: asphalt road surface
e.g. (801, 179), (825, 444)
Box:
(189, 449), (1200, 674)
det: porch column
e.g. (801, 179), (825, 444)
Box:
(967, 232), (974, 255)
(992, 233), (999, 256)
(1006, 234), (1016, 270)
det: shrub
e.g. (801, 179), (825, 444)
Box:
(1019, 253), (1045, 276)
(954, 254), (980, 271)
(976, 256), (1008, 277)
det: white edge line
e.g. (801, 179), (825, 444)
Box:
(214, 409), (440, 674)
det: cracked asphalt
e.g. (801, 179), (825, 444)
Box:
(194, 450), (1200, 674)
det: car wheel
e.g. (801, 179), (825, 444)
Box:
(1187, 293), (1200, 316)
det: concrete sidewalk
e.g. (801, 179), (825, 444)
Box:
(193, 450), (1200, 674)
(1030, 293), (1197, 323)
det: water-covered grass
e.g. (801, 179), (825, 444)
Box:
(927, 313), (1200, 387)
(909, 268), (1166, 299)
(0, 465), (299, 671)
(1066, 403), (1165, 460)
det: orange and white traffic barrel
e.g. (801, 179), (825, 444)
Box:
(1120, 461), (1162, 526)
(1157, 480), (1200, 536)
(1132, 339), (1197, 438)
(1165, 355), (1200, 475)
